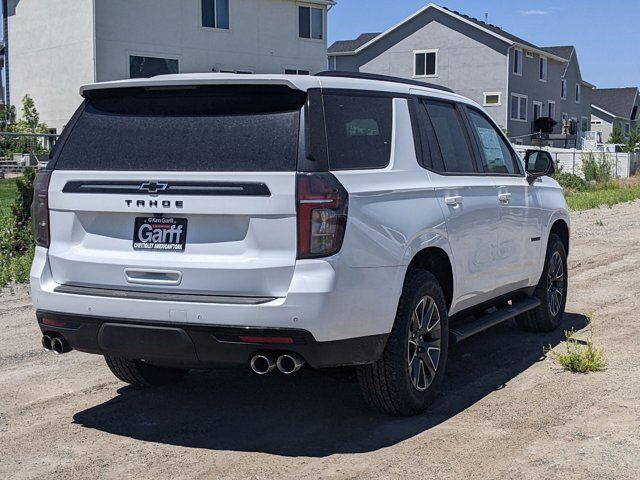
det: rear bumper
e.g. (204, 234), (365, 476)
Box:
(36, 310), (388, 368)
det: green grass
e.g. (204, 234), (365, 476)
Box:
(566, 186), (640, 211)
(0, 178), (18, 217)
(547, 327), (606, 373)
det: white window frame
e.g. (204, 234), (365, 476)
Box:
(575, 83), (581, 103)
(532, 101), (543, 120)
(298, 4), (324, 41)
(413, 49), (438, 78)
(483, 92), (502, 107)
(539, 56), (548, 82)
(561, 79), (567, 100)
(200, 0), (230, 30)
(510, 93), (528, 122)
(548, 100), (556, 120)
(513, 48), (523, 76)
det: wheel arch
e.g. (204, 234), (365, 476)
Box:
(405, 247), (454, 310)
(550, 219), (570, 255)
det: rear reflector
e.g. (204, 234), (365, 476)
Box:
(238, 336), (294, 345)
(41, 318), (67, 328)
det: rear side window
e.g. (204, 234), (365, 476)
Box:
(467, 108), (521, 175)
(423, 100), (475, 174)
(323, 94), (392, 170)
(55, 85), (306, 171)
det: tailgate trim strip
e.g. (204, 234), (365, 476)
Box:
(54, 284), (277, 305)
(62, 180), (271, 197)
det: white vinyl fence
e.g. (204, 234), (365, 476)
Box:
(514, 146), (640, 178)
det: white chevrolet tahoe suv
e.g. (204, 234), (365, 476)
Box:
(31, 72), (569, 415)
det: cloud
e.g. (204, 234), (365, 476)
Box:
(521, 9), (549, 15)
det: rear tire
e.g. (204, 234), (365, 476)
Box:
(516, 233), (568, 332)
(105, 356), (189, 386)
(357, 270), (449, 416)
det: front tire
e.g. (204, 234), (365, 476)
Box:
(105, 356), (189, 386)
(516, 233), (568, 332)
(357, 270), (449, 416)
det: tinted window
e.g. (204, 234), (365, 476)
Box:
(129, 56), (179, 79)
(55, 86), (306, 172)
(467, 109), (520, 175)
(423, 101), (475, 174)
(323, 94), (392, 170)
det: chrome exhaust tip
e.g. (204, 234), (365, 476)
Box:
(41, 335), (52, 352)
(51, 336), (72, 355)
(276, 353), (305, 374)
(250, 354), (276, 375)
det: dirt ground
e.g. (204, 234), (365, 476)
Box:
(1, 201), (639, 480)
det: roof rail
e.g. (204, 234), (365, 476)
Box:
(315, 71), (455, 94)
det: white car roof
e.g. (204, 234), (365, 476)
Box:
(79, 73), (478, 109)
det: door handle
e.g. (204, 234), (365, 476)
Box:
(444, 195), (463, 206)
(124, 268), (182, 286)
(498, 193), (512, 204)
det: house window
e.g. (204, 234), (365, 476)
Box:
(548, 100), (556, 120)
(202, 0), (229, 29)
(526, 50), (534, 58)
(533, 101), (543, 120)
(414, 50), (438, 77)
(632, 105), (638, 120)
(284, 68), (311, 75)
(129, 55), (179, 79)
(625, 123), (631, 135)
(299, 6), (323, 40)
(483, 92), (502, 106)
(539, 57), (547, 82)
(582, 117), (590, 132)
(561, 79), (567, 100)
(513, 49), (523, 75)
(510, 93), (527, 121)
(575, 83), (581, 103)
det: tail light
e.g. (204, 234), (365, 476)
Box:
(32, 171), (51, 248)
(296, 173), (348, 259)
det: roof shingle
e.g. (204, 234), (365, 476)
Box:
(592, 88), (639, 119)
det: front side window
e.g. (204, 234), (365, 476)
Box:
(423, 100), (475, 174)
(414, 50), (437, 77)
(467, 109), (519, 175)
(484, 92), (501, 106)
(323, 94), (392, 170)
(513, 49), (523, 75)
(202, 0), (229, 29)
(129, 56), (179, 78)
(561, 79), (567, 99)
(575, 84), (581, 103)
(299, 6), (323, 39)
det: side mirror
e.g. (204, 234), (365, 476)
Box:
(524, 150), (555, 184)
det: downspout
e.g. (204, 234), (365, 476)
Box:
(505, 44), (513, 137)
(2, 0), (9, 107)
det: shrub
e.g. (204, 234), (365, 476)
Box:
(582, 152), (613, 184)
(547, 328), (606, 373)
(553, 172), (589, 193)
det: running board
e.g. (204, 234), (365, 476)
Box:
(450, 297), (541, 343)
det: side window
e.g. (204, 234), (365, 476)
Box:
(467, 108), (520, 175)
(423, 100), (476, 174)
(323, 94), (393, 170)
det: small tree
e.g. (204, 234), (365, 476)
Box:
(1, 95), (50, 156)
(623, 127), (640, 153)
(608, 125), (625, 145)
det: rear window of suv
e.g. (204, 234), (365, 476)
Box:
(54, 85), (306, 172)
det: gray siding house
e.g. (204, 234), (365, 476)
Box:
(591, 88), (639, 142)
(328, 3), (595, 146)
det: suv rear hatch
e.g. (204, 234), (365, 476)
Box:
(46, 84), (306, 299)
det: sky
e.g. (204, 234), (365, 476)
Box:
(327, 0), (640, 89)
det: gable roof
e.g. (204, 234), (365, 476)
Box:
(328, 33), (381, 54)
(592, 88), (639, 120)
(328, 3), (568, 62)
(541, 46), (575, 61)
